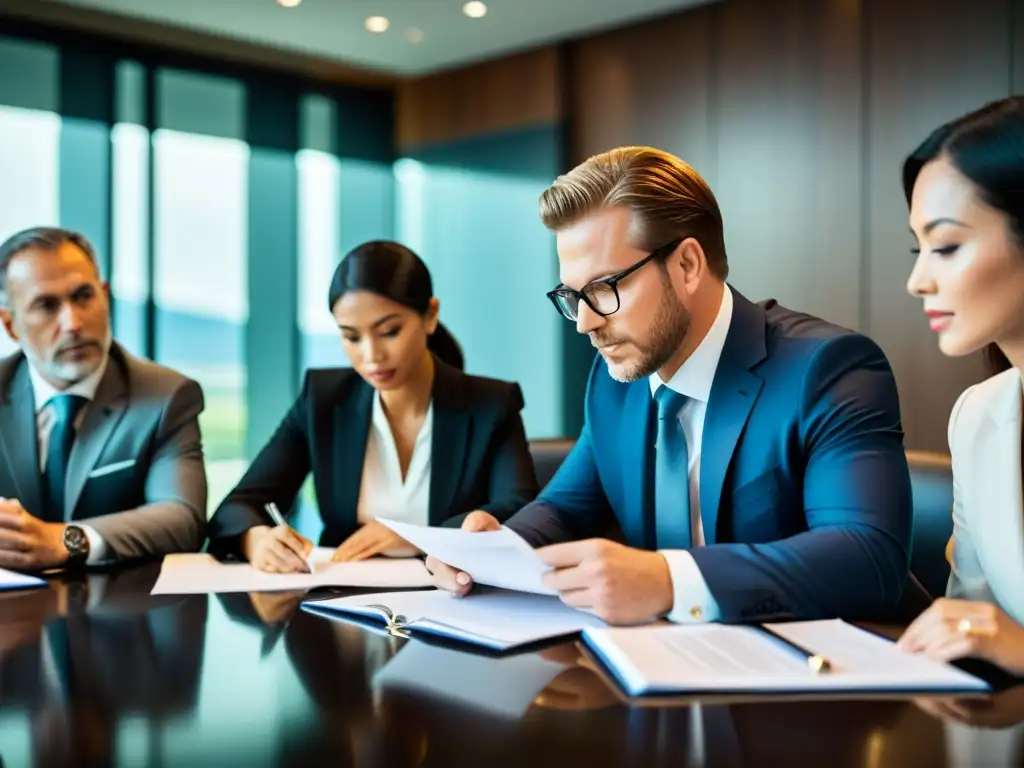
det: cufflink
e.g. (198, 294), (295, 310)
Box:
(689, 606), (702, 621)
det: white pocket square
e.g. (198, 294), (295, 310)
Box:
(88, 459), (136, 479)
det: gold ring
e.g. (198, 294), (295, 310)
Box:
(957, 618), (973, 635)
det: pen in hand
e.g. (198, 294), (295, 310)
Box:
(264, 502), (313, 573)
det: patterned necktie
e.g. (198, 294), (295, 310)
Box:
(43, 394), (88, 523)
(654, 386), (692, 549)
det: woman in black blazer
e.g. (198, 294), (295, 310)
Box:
(208, 241), (539, 572)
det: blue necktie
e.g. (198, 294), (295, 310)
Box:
(43, 394), (87, 523)
(654, 386), (692, 549)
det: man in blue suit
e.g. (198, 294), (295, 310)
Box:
(428, 146), (912, 626)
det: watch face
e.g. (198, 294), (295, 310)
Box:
(64, 526), (89, 555)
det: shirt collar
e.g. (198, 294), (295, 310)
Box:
(28, 354), (109, 414)
(648, 284), (734, 404)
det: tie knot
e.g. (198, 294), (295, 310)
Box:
(49, 394), (88, 424)
(654, 386), (687, 420)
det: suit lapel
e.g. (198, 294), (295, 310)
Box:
(328, 377), (373, 532)
(66, 354), (129, 518)
(622, 381), (656, 549)
(972, 372), (1024, 616)
(429, 360), (470, 526)
(0, 360), (44, 517)
(699, 290), (766, 545)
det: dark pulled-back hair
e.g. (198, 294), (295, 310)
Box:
(328, 240), (463, 370)
(903, 96), (1024, 377)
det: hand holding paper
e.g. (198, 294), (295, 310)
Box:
(415, 511), (502, 595)
(537, 538), (675, 625)
(376, 515), (556, 595)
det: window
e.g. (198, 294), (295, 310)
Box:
(395, 153), (561, 438)
(110, 61), (150, 358)
(153, 69), (249, 510)
(0, 37), (61, 359)
(297, 146), (342, 370)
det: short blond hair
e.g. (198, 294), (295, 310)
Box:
(539, 146), (728, 279)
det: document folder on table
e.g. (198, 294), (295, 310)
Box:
(581, 619), (991, 697)
(302, 587), (605, 652)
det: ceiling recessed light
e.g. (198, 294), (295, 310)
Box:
(405, 27), (425, 44)
(462, 1), (487, 19)
(365, 16), (390, 33)
(277, 0), (301, 6)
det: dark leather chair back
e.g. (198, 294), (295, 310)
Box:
(528, 438), (576, 489)
(906, 450), (954, 598)
(527, 439), (954, 599)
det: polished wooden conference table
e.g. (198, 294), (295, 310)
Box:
(0, 563), (1022, 767)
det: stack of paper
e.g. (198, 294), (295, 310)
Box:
(582, 619), (991, 696)
(376, 518), (554, 594)
(0, 566), (46, 592)
(302, 587), (605, 651)
(150, 550), (433, 595)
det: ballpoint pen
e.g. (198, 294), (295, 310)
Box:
(264, 501), (288, 527)
(758, 625), (833, 674)
(264, 502), (313, 573)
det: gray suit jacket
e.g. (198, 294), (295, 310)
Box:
(0, 342), (208, 562)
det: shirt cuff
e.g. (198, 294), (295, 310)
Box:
(660, 550), (721, 624)
(80, 524), (108, 565)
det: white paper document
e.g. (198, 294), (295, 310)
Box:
(376, 518), (554, 594)
(373, 639), (569, 718)
(150, 550), (433, 595)
(582, 619), (991, 696)
(0, 566), (45, 592)
(302, 587), (605, 651)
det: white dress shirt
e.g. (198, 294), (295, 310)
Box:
(650, 284), (733, 624)
(356, 393), (432, 551)
(27, 359), (108, 564)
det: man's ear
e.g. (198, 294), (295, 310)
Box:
(0, 308), (18, 343)
(675, 237), (709, 290)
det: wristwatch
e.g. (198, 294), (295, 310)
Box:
(63, 524), (90, 566)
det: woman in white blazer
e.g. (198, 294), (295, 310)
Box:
(898, 96), (1024, 675)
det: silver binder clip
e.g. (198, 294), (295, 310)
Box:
(386, 616), (411, 639)
(366, 604), (412, 639)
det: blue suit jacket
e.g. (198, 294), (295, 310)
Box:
(507, 289), (913, 623)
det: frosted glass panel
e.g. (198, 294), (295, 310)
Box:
(298, 152), (395, 372)
(395, 158), (560, 438)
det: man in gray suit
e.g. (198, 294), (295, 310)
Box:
(0, 227), (207, 569)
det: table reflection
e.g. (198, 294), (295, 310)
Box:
(1, 567), (1023, 767)
(0, 563), (207, 766)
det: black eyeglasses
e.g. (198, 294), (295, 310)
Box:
(546, 239), (682, 322)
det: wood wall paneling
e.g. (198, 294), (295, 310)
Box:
(569, 8), (716, 183)
(395, 47), (560, 151)
(866, 0), (1012, 450)
(715, 0), (863, 332)
(393, 0), (1021, 451)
